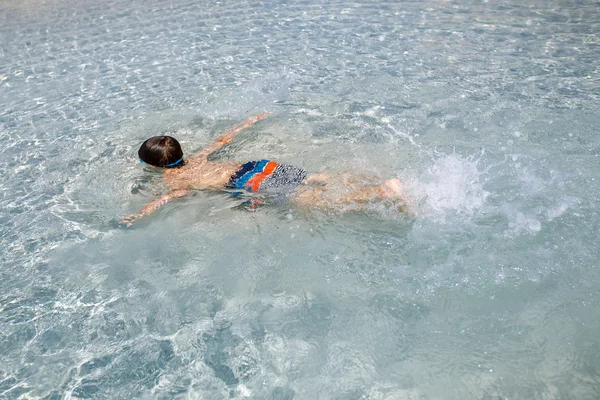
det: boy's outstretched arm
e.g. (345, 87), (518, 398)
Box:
(120, 189), (190, 226)
(192, 112), (268, 160)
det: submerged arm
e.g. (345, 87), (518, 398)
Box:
(120, 189), (190, 226)
(192, 112), (268, 160)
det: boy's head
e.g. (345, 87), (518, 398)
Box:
(138, 136), (184, 167)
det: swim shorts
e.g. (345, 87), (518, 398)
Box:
(227, 160), (307, 193)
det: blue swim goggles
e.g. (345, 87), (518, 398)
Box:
(139, 157), (184, 168)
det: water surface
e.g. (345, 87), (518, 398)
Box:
(1, 0), (599, 399)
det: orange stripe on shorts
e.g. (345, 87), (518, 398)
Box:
(245, 161), (278, 192)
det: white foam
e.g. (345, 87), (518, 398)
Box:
(506, 211), (542, 236)
(387, 124), (421, 148)
(547, 196), (577, 220)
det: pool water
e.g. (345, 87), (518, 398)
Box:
(1, 0), (599, 399)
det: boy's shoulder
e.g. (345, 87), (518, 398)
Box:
(165, 160), (241, 190)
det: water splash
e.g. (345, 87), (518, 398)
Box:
(409, 153), (489, 222)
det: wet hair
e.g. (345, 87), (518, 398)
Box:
(138, 136), (184, 167)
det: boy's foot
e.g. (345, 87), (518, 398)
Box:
(380, 178), (404, 198)
(381, 178), (419, 215)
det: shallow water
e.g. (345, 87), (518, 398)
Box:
(1, 0), (600, 399)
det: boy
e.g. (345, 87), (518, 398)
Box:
(121, 113), (406, 226)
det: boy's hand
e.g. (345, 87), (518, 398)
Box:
(194, 112), (270, 159)
(216, 112), (270, 144)
(119, 213), (140, 227)
(243, 112), (269, 126)
(230, 112), (269, 132)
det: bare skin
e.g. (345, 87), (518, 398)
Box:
(292, 173), (406, 212)
(121, 113), (407, 226)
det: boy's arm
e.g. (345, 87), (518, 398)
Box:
(192, 112), (268, 160)
(120, 189), (190, 226)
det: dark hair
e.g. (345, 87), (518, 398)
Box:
(138, 136), (184, 167)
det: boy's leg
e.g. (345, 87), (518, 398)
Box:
(339, 178), (404, 204)
(303, 172), (331, 186)
(293, 173), (405, 211)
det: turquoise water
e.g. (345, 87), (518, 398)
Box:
(1, 0), (599, 398)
